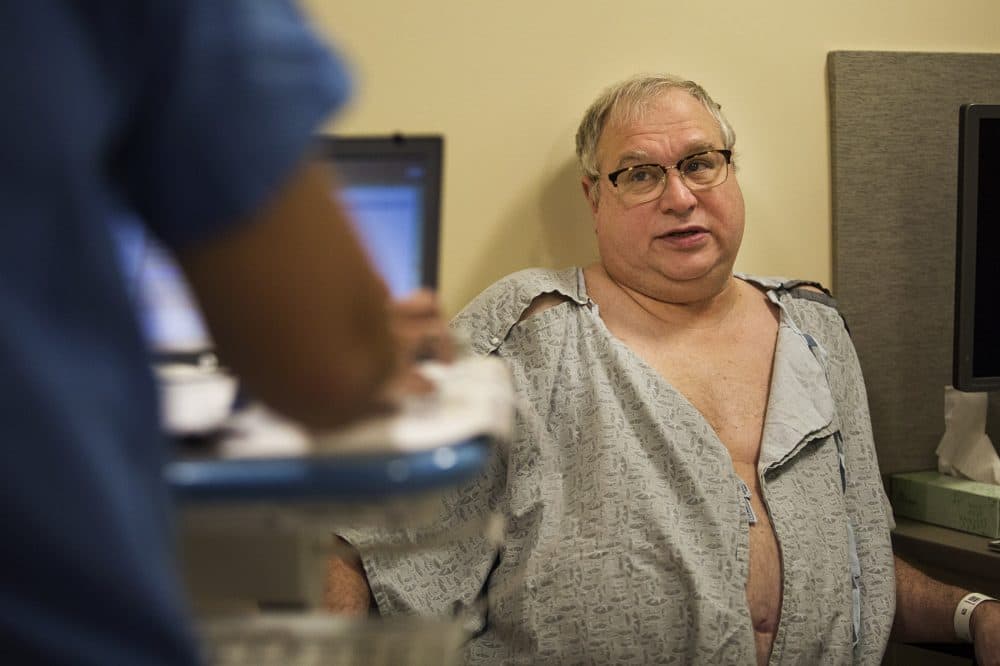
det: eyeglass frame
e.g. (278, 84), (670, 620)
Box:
(605, 148), (733, 202)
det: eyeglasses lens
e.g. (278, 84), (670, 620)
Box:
(616, 150), (729, 206)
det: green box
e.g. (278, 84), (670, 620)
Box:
(889, 471), (1000, 538)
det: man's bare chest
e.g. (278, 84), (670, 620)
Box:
(647, 347), (774, 460)
(591, 276), (781, 460)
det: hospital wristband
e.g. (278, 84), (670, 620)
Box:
(954, 592), (996, 643)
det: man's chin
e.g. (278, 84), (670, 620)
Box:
(655, 259), (733, 286)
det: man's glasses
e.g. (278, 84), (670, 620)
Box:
(606, 149), (733, 207)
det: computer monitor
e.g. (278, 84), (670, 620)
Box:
(111, 134), (445, 359)
(953, 103), (1000, 392)
(314, 134), (443, 297)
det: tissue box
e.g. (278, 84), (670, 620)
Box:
(889, 471), (1000, 538)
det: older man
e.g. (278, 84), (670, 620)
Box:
(330, 74), (1000, 665)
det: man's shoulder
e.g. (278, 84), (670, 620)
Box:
(739, 274), (839, 314)
(740, 273), (851, 340)
(451, 267), (585, 354)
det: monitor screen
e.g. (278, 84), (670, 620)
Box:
(954, 103), (1000, 392)
(110, 217), (213, 357)
(112, 134), (444, 357)
(314, 135), (443, 297)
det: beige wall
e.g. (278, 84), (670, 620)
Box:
(302, 0), (1000, 316)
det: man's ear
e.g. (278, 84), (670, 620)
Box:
(581, 177), (599, 217)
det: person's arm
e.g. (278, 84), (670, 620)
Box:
(175, 160), (396, 429)
(892, 554), (1000, 665)
(325, 538), (373, 615)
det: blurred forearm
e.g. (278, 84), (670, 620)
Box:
(177, 161), (396, 428)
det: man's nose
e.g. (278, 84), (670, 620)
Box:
(657, 169), (698, 214)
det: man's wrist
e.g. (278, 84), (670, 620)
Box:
(957, 593), (997, 642)
(970, 597), (1000, 639)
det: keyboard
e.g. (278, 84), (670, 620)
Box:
(312, 355), (514, 454)
(166, 356), (513, 509)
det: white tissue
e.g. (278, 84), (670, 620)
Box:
(156, 363), (238, 435)
(314, 356), (515, 454)
(935, 386), (1000, 485)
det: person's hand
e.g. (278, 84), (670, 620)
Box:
(381, 289), (455, 400)
(391, 289), (454, 363)
(972, 599), (1000, 666)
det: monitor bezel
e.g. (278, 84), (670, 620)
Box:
(953, 103), (1000, 392)
(313, 134), (443, 293)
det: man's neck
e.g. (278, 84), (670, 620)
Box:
(585, 263), (742, 335)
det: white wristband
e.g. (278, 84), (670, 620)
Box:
(954, 592), (996, 643)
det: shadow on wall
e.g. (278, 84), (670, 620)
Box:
(454, 157), (598, 311)
(537, 158), (599, 270)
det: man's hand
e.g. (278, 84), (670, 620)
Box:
(972, 600), (1000, 666)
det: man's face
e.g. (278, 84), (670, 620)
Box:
(584, 89), (745, 302)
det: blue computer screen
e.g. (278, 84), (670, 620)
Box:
(110, 218), (212, 353)
(324, 136), (442, 298)
(340, 184), (424, 297)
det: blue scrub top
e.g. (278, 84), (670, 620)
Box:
(0, 2), (349, 663)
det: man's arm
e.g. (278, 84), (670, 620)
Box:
(176, 160), (397, 429)
(892, 554), (1000, 665)
(325, 538), (373, 614)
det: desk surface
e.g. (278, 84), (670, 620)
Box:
(166, 437), (492, 504)
(892, 516), (1000, 594)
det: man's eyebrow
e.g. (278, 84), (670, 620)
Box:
(682, 141), (719, 157)
(611, 151), (651, 171)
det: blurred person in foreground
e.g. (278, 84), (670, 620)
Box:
(326, 74), (1000, 665)
(0, 2), (449, 664)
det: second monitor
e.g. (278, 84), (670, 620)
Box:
(315, 135), (444, 297)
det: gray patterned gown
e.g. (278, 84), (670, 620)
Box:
(344, 268), (896, 665)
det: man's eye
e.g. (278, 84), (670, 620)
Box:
(624, 166), (660, 185)
(682, 159), (712, 174)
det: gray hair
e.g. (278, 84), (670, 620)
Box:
(575, 74), (736, 200)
